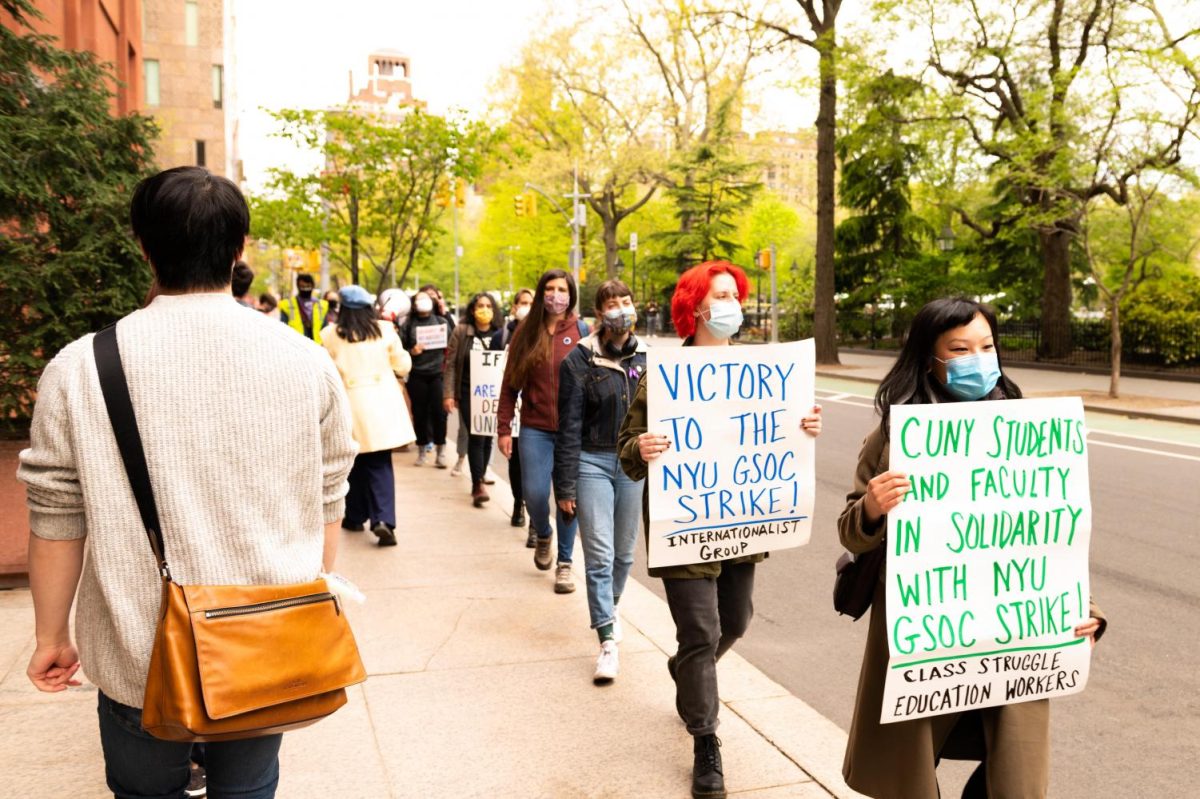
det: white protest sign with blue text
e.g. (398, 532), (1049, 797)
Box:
(881, 396), (1093, 724)
(470, 350), (519, 437)
(646, 339), (815, 568)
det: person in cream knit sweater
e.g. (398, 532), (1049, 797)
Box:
(18, 166), (357, 798)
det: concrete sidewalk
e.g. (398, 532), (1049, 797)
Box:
(0, 456), (864, 799)
(816, 349), (1200, 424)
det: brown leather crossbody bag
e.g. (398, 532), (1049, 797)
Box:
(94, 325), (367, 742)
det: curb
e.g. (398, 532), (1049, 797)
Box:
(814, 369), (1200, 427)
(482, 461), (868, 799)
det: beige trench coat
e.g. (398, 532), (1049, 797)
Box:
(323, 322), (415, 453)
(838, 423), (1107, 799)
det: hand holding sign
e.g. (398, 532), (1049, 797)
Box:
(639, 432), (672, 462)
(864, 471), (912, 523)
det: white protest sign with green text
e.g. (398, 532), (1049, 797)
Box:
(646, 339), (815, 568)
(881, 396), (1093, 724)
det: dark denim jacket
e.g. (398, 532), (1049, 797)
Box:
(553, 334), (648, 500)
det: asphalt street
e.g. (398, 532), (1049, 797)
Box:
(634, 375), (1200, 799)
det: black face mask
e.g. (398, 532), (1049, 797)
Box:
(298, 287), (313, 299)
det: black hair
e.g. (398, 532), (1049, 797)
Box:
(875, 297), (1022, 434)
(335, 304), (382, 343)
(462, 291), (501, 332)
(130, 167), (249, 291)
(258, 292), (277, 312)
(296, 273), (315, 287)
(231, 262), (254, 297)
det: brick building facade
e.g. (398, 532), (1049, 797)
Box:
(2, 0), (144, 115)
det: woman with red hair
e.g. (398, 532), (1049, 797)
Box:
(618, 261), (822, 799)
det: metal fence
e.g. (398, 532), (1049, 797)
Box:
(842, 316), (1200, 378)
(640, 302), (1200, 379)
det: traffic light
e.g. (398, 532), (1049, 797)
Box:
(525, 192), (538, 217)
(514, 194), (526, 217)
(757, 249), (774, 270)
(435, 181), (451, 208)
(454, 180), (467, 208)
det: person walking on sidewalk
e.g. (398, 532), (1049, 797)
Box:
(323, 285), (415, 547)
(18, 166), (357, 799)
(555, 279), (647, 684)
(618, 261), (823, 799)
(836, 296), (1108, 799)
(232, 261), (255, 309)
(498, 269), (589, 592)
(279, 272), (331, 343)
(402, 287), (454, 468)
(501, 289), (535, 541)
(444, 292), (503, 507)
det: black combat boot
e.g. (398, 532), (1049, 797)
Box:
(691, 734), (725, 799)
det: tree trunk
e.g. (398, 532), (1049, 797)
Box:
(812, 32), (839, 365)
(1037, 224), (1072, 360)
(602, 206), (620, 280)
(1109, 299), (1121, 399)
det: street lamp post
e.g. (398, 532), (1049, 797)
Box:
(524, 176), (588, 285)
(938, 224), (956, 253)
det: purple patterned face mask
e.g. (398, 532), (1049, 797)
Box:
(545, 292), (570, 315)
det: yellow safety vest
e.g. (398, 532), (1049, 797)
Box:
(281, 297), (330, 343)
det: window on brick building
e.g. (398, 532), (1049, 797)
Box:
(195, 140), (206, 167)
(144, 60), (160, 106)
(212, 65), (223, 109)
(185, 1), (199, 46)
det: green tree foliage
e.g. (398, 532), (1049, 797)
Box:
(647, 100), (760, 272)
(834, 71), (932, 313)
(0, 0), (158, 430)
(889, 0), (1200, 358)
(251, 108), (496, 294)
(500, 23), (661, 280)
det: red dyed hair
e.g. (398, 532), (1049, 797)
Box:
(671, 260), (750, 339)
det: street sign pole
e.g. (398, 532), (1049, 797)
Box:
(769, 244), (779, 343)
(629, 232), (638, 302)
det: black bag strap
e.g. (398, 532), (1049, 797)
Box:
(92, 325), (171, 579)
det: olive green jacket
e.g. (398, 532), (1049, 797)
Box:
(618, 376), (767, 580)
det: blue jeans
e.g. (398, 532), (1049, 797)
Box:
(98, 692), (282, 798)
(576, 449), (643, 629)
(519, 426), (578, 563)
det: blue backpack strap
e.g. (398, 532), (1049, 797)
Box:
(576, 319), (589, 339)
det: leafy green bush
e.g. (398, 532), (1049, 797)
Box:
(1, 1), (157, 432)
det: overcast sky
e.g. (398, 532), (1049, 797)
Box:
(232, 0), (1198, 193)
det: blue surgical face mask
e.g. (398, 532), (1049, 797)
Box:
(602, 307), (637, 333)
(701, 301), (743, 340)
(936, 352), (1001, 401)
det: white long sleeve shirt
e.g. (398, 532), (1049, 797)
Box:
(17, 292), (357, 708)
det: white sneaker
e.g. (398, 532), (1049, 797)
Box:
(483, 468), (499, 485)
(593, 640), (619, 684)
(612, 614), (624, 644)
(449, 456), (466, 477)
